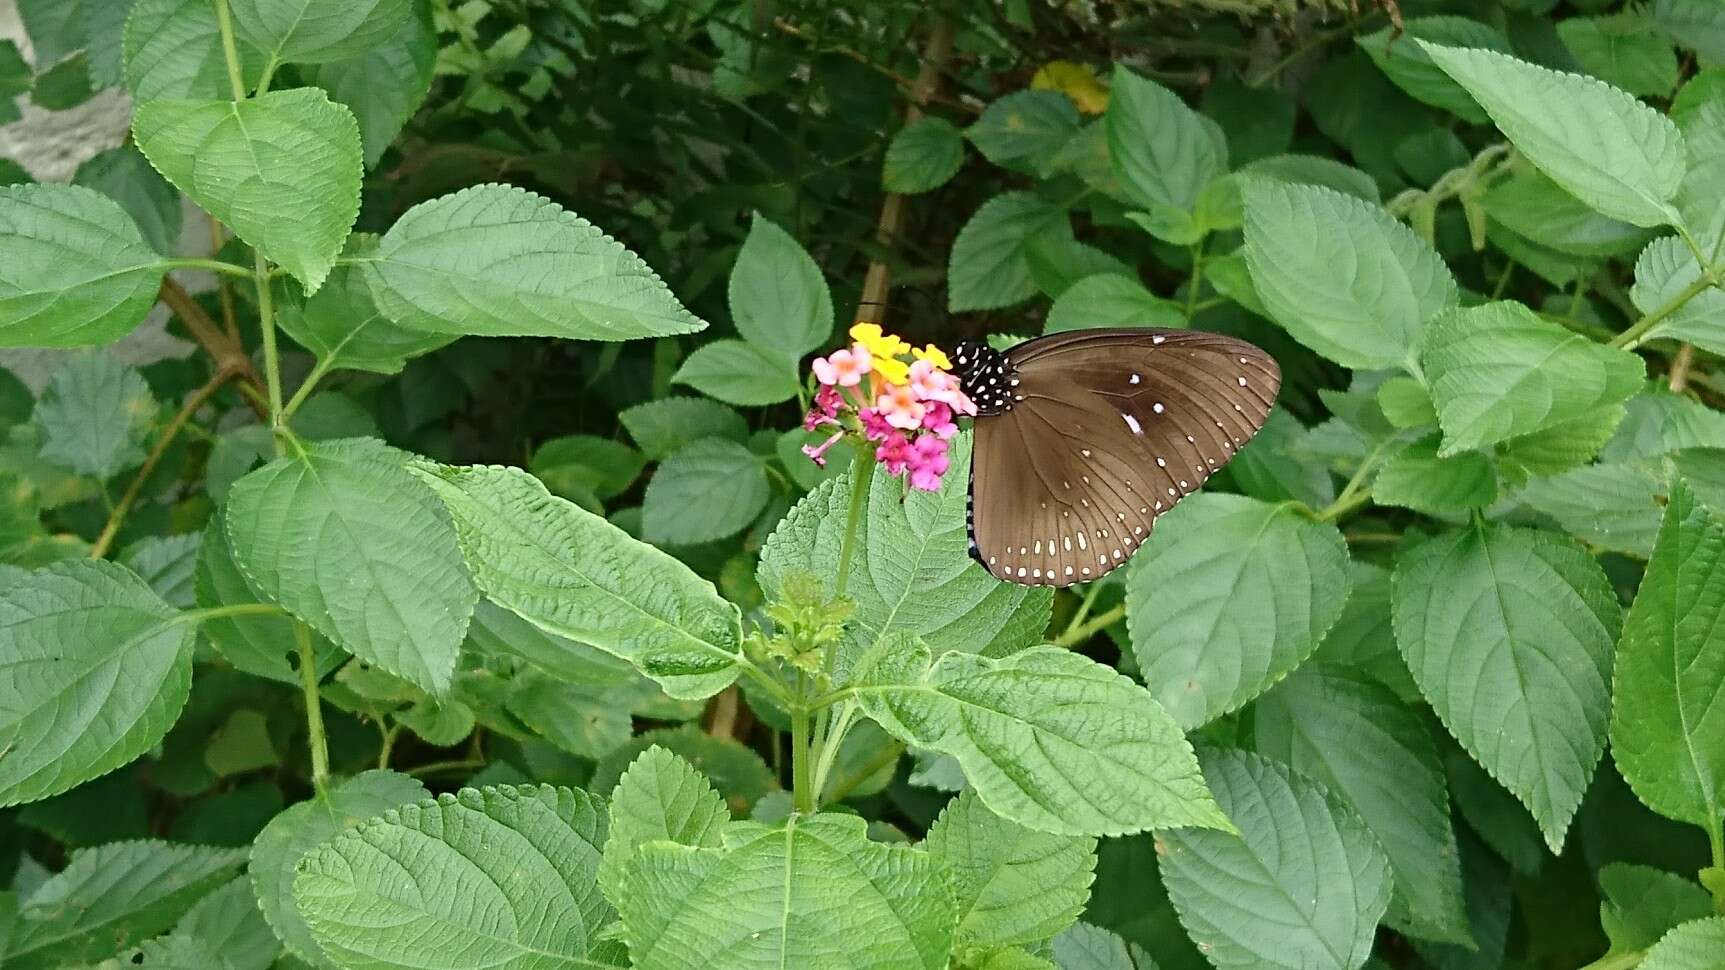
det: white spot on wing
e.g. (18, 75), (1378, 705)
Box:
(1123, 413), (1143, 434)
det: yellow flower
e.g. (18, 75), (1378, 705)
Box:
(872, 354), (910, 386)
(849, 322), (909, 360)
(1032, 61), (1109, 115)
(912, 344), (952, 371)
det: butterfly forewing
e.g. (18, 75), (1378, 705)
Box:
(968, 328), (1279, 587)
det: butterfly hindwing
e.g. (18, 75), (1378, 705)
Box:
(968, 328), (1279, 587)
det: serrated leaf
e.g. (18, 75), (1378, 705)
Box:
(412, 462), (744, 700)
(1612, 478), (1725, 828)
(1445, 750), (1546, 878)
(230, 0), (410, 65)
(72, 145), (182, 257)
(1025, 239), (1133, 299)
(1598, 863), (1714, 954)
(1159, 748), (1393, 970)
(1359, 17), (1513, 123)
(1392, 523), (1620, 850)
(670, 339), (801, 406)
(1372, 434), (1498, 516)
(119, 532), (200, 609)
(1043, 274), (1184, 335)
(1517, 461), (1664, 557)
(1421, 43), (1684, 227)
(643, 438), (769, 545)
(224, 437), (477, 694)
(302, 0), (434, 167)
(1106, 66), (1225, 213)
(529, 435), (645, 503)
(0, 560), (195, 807)
(729, 213), (832, 356)
(1605, 387), (1725, 461)
(7, 841), (246, 968)
(949, 192), (1071, 312)
(1377, 375), (1437, 428)
(33, 350), (154, 479)
(504, 673), (629, 759)
(365, 183), (705, 339)
(1655, 0), (1725, 61)
(590, 725), (777, 816)
(617, 812), (953, 969)
(884, 116), (965, 194)
(969, 90), (1082, 176)
(1126, 493), (1351, 729)
(1243, 178), (1456, 370)
(1240, 153), (1381, 202)
(597, 746), (729, 904)
(123, 0), (265, 101)
(1639, 917), (1725, 970)
(277, 238), (451, 375)
(759, 434), (1052, 658)
(1422, 301), (1644, 456)
(195, 507), (341, 686)
(133, 89), (361, 292)
(174, 876), (281, 970)
(927, 788), (1098, 950)
(1254, 665), (1470, 944)
(851, 638), (1227, 837)
(1483, 168), (1653, 258)
(295, 785), (612, 969)
(465, 598), (636, 688)
(250, 770), (425, 968)
(1498, 404), (1627, 479)
(1050, 923), (1149, 970)
(619, 397), (747, 460)
(1559, 14), (1680, 98)
(1628, 235), (1725, 355)
(0, 184), (166, 347)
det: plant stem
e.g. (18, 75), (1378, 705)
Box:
(213, 0), (248, 101)
(408, 758), (486, 778)
(156, 278), (266, 414)
(253, 249), (284, 430)
(1185, 243), (1206, 319)
(1612, 269), (1721, 349)
(377, 721), (399, 770)
(178, 602), (285, 624)
(834, 443), (874, 596)
(809, 699), (859, 804)
(1054, 604), (1126, 648)
(281, 357), (332, 423)
(1063, 582), (1105, 638)
(296, 622), (331, 796)
(1671, 343), (1696, 392)
(790, 695), (814, 814)
(162, 257), (257, 278)
(89, 369), (237, 558)
(207, 216), (240, 339)
(1316, 441), (1393, 523)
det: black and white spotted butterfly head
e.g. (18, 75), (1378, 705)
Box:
(950, 340), (1015, 415)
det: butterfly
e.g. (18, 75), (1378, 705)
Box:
(952, 328), (1279, 587)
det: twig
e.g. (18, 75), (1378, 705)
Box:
(705, 685), (742, 739)
(1671, 342), (1696, 393)
(89, 368), (239, 559)
(157, 277), (266, 416)
(856, 17), (957, 324)
(207, 214), (241, 341)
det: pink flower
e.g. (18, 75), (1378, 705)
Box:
(804, 384), (844, 431)
(800, 430), (845, 467)
(921, 401), (957, 439)
(875, 383), (926, 431)
(812, 345), (871, 387)
(877, 431), (913, 476)
(907, 435), (950, 491)
(909, 359), (976, 415)
(858, 407), (893, 442)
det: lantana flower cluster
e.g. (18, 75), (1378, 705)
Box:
(802, 323), (976, 491)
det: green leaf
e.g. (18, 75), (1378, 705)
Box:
(1358, 17), (1513, 123)
(119, 532), (200, 609)
(1612, 478), (1725, 828)
(591, 725), (775, 813)
(412, 462), (744, 700)
(1517, 461), (1664, 557)
(1599, 863), (1714, 954)
(1025, 239), (1134, 299)
(1126, 493), (1352, 729)
(224, 437), (477, 694)
(617, 812), (954, 969)
(1392, 523), (1621, 850)
(1498, 404), (1628, 479)
(597, 746), (729, 905)
(1043, 274), (1184, 335)
(949, 192), (1071, 312)
(529, 435), (646, 503)
(172, 875), (281, 970)
(643, 438), (769, 545)
(1422, 301), (1645, 456)
(1159, 748), (1393, 970)
(277, 237), (451, 375)
(250, 770), (426, 968)
(301, 0), (434, 167)
(730, 217), (831, 359)
(670, 339), (801, 406)
(72, 145), (182, 257)
(883, 116), (965, 194)
(123, 0), (265, 101)
(195, 507), (339, 686)
(33, 350), (154, 480)
(1310, 562), (1420, 702)
(465, 598), (635, 688)
(969, 90), (1082, 176)
(366, 183), (704, 339)
(927, 788), (1098, 951)
(1606, 387), (1725, 461)
(0, 183), (166, 347)
(1106, 65), (1225, 213)
(851, 638), (1228, 836)
(231, 0), (411, 65)
(1558, 14), (1680, 98)
(1482, 168), (1654, 258)
(619, 397), (747, 460)
(6, 841), (246, 968)
(759, 434), (1052, 658)
(133, 89), (361, 292)
(1377, 376), (1437, 428)
(1050, 923), (1150, 970)
(1243, 178), (1456, 370)
(1240, 153), (1381, 202)
(296, 785), (612, 969)
(0, 560), (195, 806)
(1254, 665), (1470, 944)
(1629, 236), (1725, 355)
(1639, 918), (1725, 970)
(504, 673), (629, 759)
(1371, 434), (1498, 516)
(1420, 43), (1684, 227)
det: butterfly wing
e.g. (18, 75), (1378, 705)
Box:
(968, 328), (1279, 587)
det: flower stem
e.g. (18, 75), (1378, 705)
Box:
(296, 622), (330, 797)
(833, 442), (875, 596)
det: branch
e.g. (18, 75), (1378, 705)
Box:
(157, 276), (267, 417)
